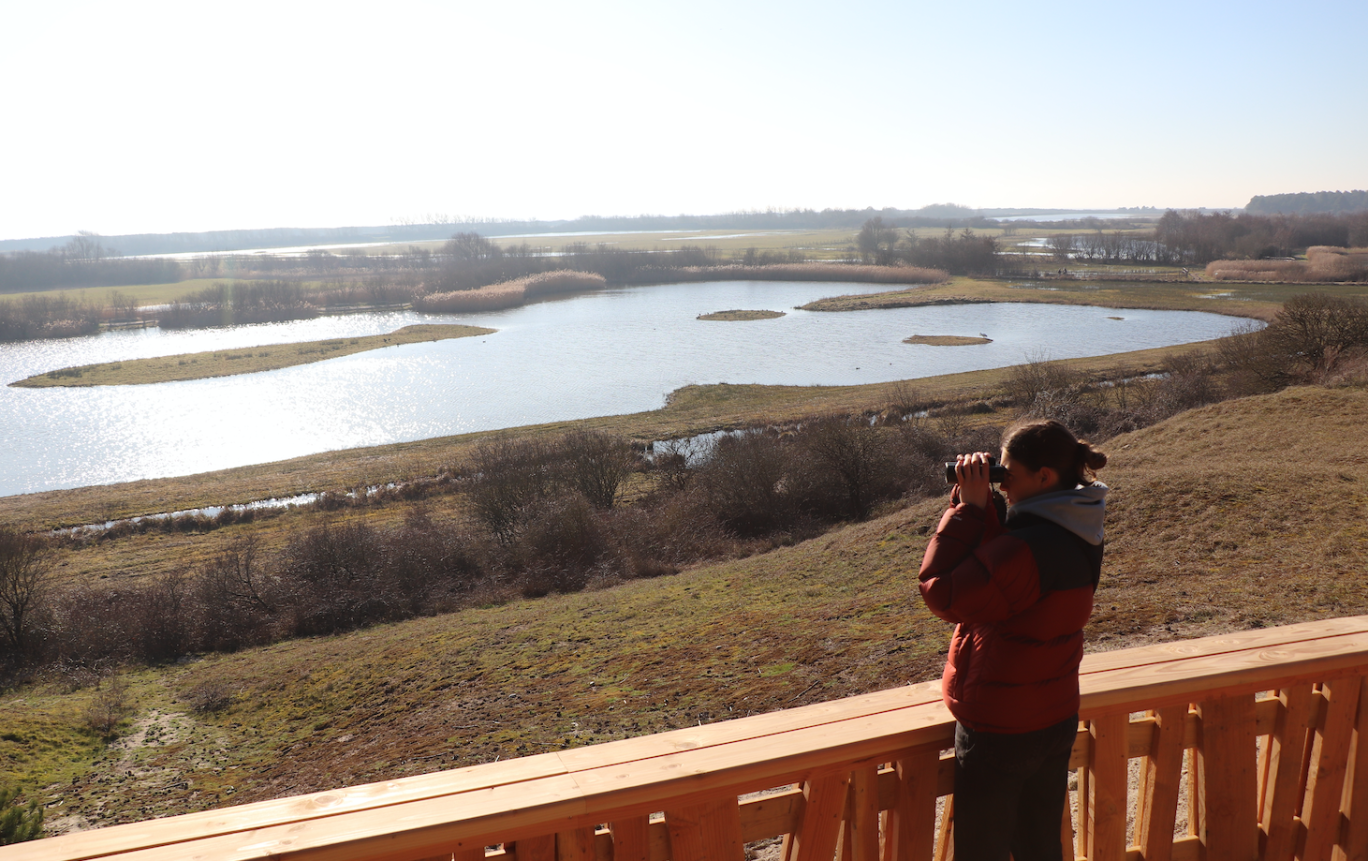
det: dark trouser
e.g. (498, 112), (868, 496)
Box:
(953, 714), (1079, 861)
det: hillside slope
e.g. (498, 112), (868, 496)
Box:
(5, 385), (1368, 833)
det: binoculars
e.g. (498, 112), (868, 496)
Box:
(944, 456), (1008, 485)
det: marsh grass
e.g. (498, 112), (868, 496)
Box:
(415, 271), (607, 314)
(10, 324), (495, 388)
(1205, 246), (1368, 283)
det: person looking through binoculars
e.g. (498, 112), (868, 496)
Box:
(918, 418), (1109, 861)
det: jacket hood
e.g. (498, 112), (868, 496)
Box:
(1007, 482), (1108, 546)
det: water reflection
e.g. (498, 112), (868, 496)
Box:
(0, 281), (1251, 497)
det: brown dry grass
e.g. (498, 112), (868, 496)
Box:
(414, 271), (608, 313)
(1205, 247), (1368, 283)
(9, 385), (1368, 831)
(1094, 386), (1368, 642)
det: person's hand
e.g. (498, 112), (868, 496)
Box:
(954, 452), (993, 511)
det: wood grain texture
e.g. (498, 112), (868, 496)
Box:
(1136, 705), (1187, 861)
(663, 799), (744, 861)
(847, 764), (881, 861)
(1342, 677), (1368, 861)
(13, 617), (1368, 861)
(882, 749), (938, 861)
(1260, 685), (1316, 861)
(787, 773), (851, 861)
(1197, 694), (1259, 861)
(1088, 713), (1129, 861)
(1300, 677), (1361, 861)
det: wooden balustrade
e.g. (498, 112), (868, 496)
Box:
(8, 616), (1368, 861)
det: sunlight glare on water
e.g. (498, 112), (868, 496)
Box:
(0, 281), (1251, 496)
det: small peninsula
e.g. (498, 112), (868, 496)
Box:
(12, 324), (496, 388)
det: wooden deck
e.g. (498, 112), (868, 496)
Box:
(7, 616), (1368, 861)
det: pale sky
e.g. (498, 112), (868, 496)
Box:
(4, 0), (1365, 241)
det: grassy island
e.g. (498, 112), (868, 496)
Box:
(697, 309), (786, 321)
(903, 334), (990, 346)
(10, 324), (496, 388)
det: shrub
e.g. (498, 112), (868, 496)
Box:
(185, 680), (235, 714)
(793, 415), (903, 520)
(515, 495), (607, 596)
(83, 673), (133, 738)
(0, 786), (43, 845)
(553, 430), (638, 509)
(279, 521), (391, 636)
(467, 438), (558, 544)
(192, 536), (278, 652)
(694, 432), (794, 536)
(1005, 351), (1085, 409)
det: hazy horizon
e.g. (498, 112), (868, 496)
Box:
(4, 0), (1365, 243)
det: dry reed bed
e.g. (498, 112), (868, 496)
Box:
(413, 271), (607, 313)
(1205, 246), (1368, 282)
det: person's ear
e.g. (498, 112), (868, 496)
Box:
(1038, 466), (1060, 489)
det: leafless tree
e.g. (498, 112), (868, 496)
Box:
(0, 526), (50, 657)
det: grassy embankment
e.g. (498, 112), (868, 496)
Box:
(801, 274), (1305, 321)
(3, 385), (1367, 832)
(10, 324), (495, 388)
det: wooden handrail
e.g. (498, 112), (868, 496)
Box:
(7, 617), (1368, 861)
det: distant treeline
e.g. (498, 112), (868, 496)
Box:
(0, 234), (182, 294)
(158, 281), (319, 328)
(1152, 210), (1368, 264)
(1247, 190), (1368, 216)
(0, 205), (1042, 257)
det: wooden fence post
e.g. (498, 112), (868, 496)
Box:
(1088, 713), (1129, 861)
(882, 749), (938, 861)
(1136, 705), (1187, 861)
(665, 798), (745, 861)
(1197, 694), (1259, 861)
(1301, 677), (1362, 861)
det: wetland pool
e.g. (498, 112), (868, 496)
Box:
(0, 280), (1251, 497)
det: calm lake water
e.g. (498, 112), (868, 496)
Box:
(0, 281), (1251, 497)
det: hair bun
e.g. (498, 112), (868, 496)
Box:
(1079, 440), (1107, 471)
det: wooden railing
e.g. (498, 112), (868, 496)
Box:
(9, 616), (1368, 861)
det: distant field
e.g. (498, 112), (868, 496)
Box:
(0, 278), (342, 307)
(11, 324), (495, 388)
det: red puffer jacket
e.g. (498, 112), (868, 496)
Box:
(918, 484), (1106, 733)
